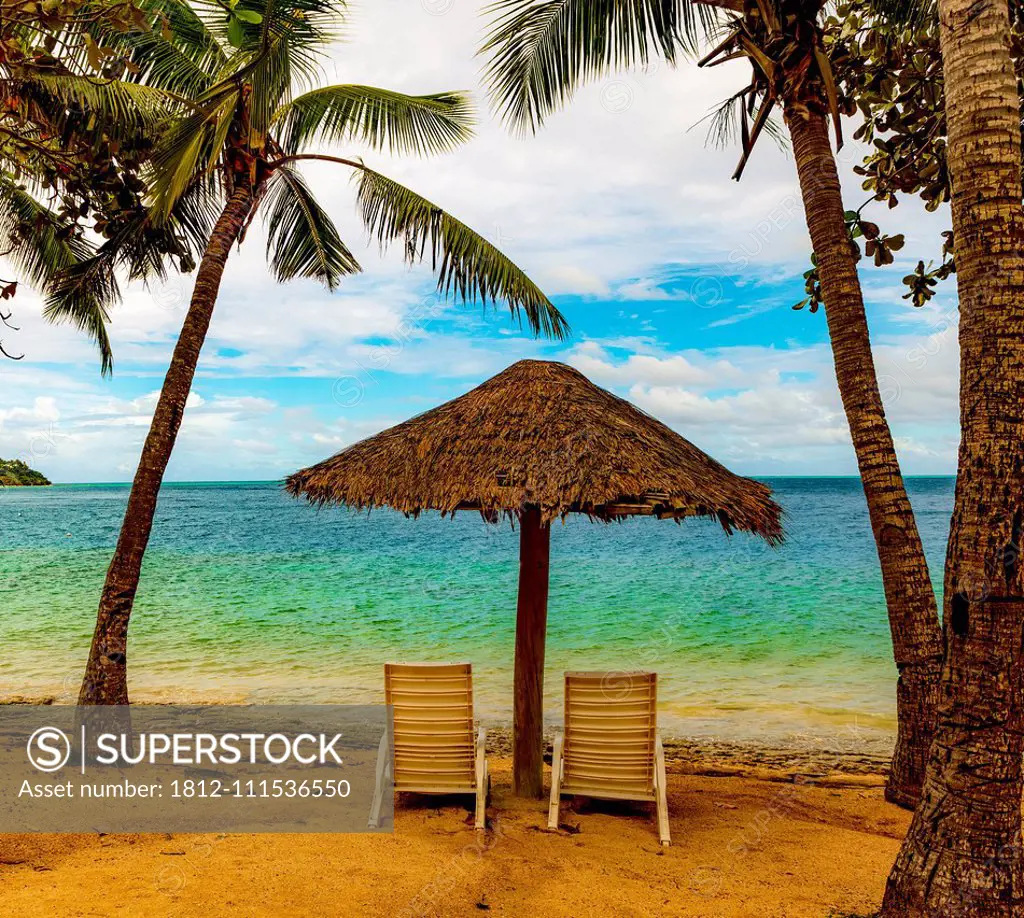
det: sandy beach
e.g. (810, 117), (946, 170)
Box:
(0, 753), (906, 917)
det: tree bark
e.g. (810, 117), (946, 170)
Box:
(784, 109), (944, 808)
(882, 0), (1024, 911)
(513, 505), (550, 798)
(78, 185), (254, 705)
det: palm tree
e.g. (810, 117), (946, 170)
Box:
(480, 0), (943, 808)
(881, 0), (1024, 912)
(75, 0), (568, 706)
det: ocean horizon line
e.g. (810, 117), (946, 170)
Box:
(21, 474), (960, 487)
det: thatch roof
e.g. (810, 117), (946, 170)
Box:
(286, 360), (783, 544)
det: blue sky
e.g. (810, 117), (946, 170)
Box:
(0, 1), (960, 483)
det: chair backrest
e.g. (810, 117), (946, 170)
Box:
(563, 671), (657, 799)
(384, 662), (476, 792)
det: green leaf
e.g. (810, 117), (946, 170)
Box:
(0, 178), (116, 374)
(234, 9), (263, 23)
(264, 166), (361, 289)
(356, 165), (568, 339)
(26, 74), (174, 137)
(276, 86), (475, 156)
(148, 92), (239, 219)
(226, 15), (245, 48)
(480, 0), (717, 134)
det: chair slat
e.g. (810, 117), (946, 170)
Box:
(563, 672), (657, 793)
(386, 662), (476, 789)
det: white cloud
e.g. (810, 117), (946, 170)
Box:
(0, 2), (959, 480)
(565, 335), (958, 475)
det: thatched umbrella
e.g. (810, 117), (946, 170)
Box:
(287, 359), (783, 797)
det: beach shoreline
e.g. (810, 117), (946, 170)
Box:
(0, 696), (891, 784)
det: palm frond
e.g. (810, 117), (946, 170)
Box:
(148, 91), (239, 218)
(356, 166), (568, 339)
(193, 0), (342, 74)
(0, 177), (116, 373)
(698, 86), (748, 148)
(264, 165), (360, 288)
(481, 0), (717, 134)
(24, 74), (176, 136)
(42, 256), (118, 375)
(170, 173), (224, 258)
(182, 0), (347, 144)
(45, 176), (223, 376)
(0, 178), (92, 289)
(245, 26), (297, 146)
(276, 86), (475, 156)
(96, 0), (226, 98)
(697, 88), (785, 151)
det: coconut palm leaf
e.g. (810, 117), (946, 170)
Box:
(244, 26), (298, 146)
(275, 86), (475, 156)
(0, 178), (94, 290)
(44, 175), (222, 373)
(183, 0), (344, 145)
(170, 173), (225, 258)
(88, 0), (226, 98)
(264, 165), (360, 288)
(19, 74), (175, 136)
(148, 91), (239, 218)
(481, 0), (717, 134)
(698, 86), (785, 152)
(41, 256), (117, 375)
(192, 0), (340, 68)
(356, 165), (568, 339)
(0, 178), (116, 372)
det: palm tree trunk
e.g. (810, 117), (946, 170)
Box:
(881, 0), (1024, 911)
(78, 185), (254, 705)
(784, 108), (944, 808)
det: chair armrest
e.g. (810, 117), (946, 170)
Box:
(475, 727), (487, 791)
(547, 732), (565, 830)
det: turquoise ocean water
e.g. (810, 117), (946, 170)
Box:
(0, 478), (954, 752)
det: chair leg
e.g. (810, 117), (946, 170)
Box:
(475, 726), (488, 831)
(654, 734), (670, 847)
(547, 733), (564, 830)
(369, 730), (391, 829)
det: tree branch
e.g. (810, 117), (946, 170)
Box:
(0, 340), (24, 360)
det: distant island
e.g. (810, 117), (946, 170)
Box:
(0, 458), (51, 486)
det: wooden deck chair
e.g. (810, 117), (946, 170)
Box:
(547, 671), (670, 846)
(369, 662), (488, 830)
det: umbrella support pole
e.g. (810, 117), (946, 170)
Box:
(513, 505), (550, 799)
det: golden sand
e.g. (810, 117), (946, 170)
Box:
(0, 756), (907, 917)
